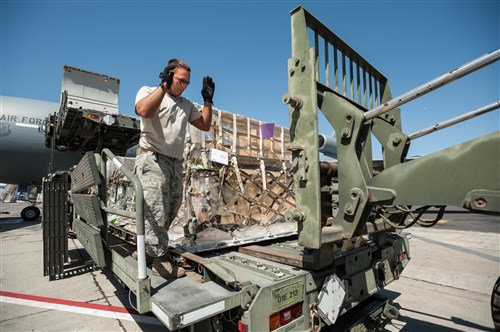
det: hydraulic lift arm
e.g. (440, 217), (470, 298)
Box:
(284, 6), (500, 249)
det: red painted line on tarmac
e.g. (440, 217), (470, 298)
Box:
(0, 290), (141, 315)
(1, 290), (163, 326)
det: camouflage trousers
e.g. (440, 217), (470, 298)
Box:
(135, 151), (183, 257)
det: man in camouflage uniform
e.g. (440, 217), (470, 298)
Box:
(135, 59), (215, 278)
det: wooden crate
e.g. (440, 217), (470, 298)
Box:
(184, 107), (295, 225)
(106, 106), (297, 252)
(186, 107), (291, 165)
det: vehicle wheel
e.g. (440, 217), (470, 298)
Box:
(492, 276), (500, 331)
(21, 206), (40, 221)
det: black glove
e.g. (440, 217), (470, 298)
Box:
(201, 76), (215, 104)
(159, 64), (176, 88)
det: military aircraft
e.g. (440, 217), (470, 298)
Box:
(0, 95), (83, 220)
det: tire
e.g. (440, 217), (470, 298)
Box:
(492, 276), (500, 331)
(21, 206), (40, 221)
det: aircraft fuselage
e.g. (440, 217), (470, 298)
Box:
(0, 95), (82, 185)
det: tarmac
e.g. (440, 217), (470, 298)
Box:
(0, 201), (498, 332)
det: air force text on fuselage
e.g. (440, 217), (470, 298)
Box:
(0, 113), (44, 125)
(0, 113), (44, 138)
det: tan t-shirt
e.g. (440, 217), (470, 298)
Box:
(135, 86), (201, 159)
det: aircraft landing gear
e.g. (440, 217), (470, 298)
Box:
(492, 276), (500, 331)
(21, 206), (40, 221)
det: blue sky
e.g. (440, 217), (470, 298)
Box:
(1, 0), (499, 159)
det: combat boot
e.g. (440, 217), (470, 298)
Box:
(152, 255), (186, 279)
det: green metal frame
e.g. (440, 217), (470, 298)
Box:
(286, 6), (500, 249)
(69, 152), (107, 267)
(51, 148), (150, 311)
(99, 148), (150, 313)
(42, 172), (70, 279)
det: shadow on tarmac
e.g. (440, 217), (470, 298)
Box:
(379, 289), (494, 332)
(0, 218), (40, 232)
(411, 233), (498, 263)
(390, 307), (494, 332)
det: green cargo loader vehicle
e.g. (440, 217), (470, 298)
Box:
(42, 6), (499, 331)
